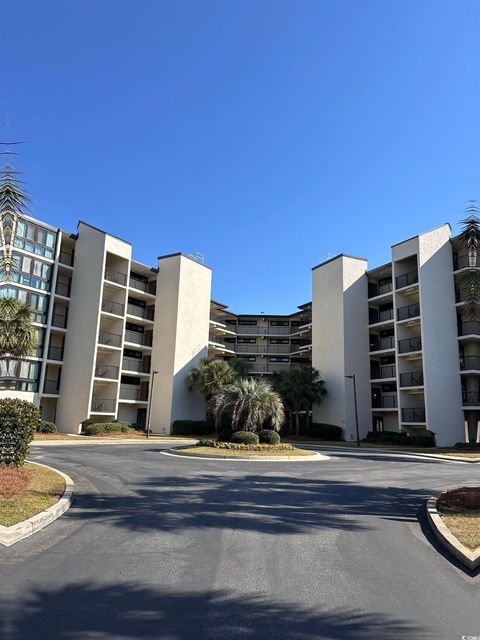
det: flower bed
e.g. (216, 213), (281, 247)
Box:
(197, 439), (294, 452)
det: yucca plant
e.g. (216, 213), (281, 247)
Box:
(212, 377), (285, 432)
(0, 297), (37, 378)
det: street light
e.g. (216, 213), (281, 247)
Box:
(146, 370), (159, 439)
(345, 374), (360, 447)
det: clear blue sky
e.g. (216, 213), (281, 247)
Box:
(1, 1), (479, 313)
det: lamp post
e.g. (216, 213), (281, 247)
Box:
(345, 374), (360, 447)
(146, 370), (159, 439)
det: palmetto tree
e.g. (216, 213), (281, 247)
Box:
(0, 164), (30, 280)
(458, 203), (480, 321)
(0, 297), (37, 378)
(272, 366), (326, 435)
(186, 358), (237, 431)
(212, 377), (284, 433)
(229, 358), (253, 378)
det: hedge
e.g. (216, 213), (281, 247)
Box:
(307, 423), (344, 441)
(0, 398), (40, 465)
(171, 420), (212, 436)
(363, 430), (435, 447)
(230, 431), (259, 445)
(258, 429), (281, 445)
(37, 420), (57, 434)
(84, 422), (133, 436)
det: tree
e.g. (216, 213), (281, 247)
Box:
(458, 203), (480, 320)
(229, 358), (252, 378)
(186, 358), (237, 431)
(212, 377), (284, 433)
(272, 366), (326, 436)
(0, 164), (30, 280)
(0, 297), (37, 378)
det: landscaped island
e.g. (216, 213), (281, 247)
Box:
(437, 487), (480, 550)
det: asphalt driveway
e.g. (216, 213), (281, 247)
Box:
(1, 443), (479, 639)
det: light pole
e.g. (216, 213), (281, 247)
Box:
(146, 370), (159, 439)
(345, 374), (360, 447)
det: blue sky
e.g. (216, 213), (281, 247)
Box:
(1, 1), (479, 313)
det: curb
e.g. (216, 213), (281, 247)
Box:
(296, 443), (480, 463)
(163, 449), (329, 462)
(0, 462), (74, 547)
(426, 495), (480, 570)
(31, 438), (197, 446)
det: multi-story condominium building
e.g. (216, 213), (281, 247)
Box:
(0, 211), (477, 446)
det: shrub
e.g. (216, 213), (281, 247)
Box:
(129, 423), (146, 432)
(197, 440), (294, 451)
(307, 423), (344, 441)
(362, 430), (435, 447)
(258, 429), (281, 445)
(172, 420), (212, 436)
(0, 398), (40, 465)
(407, 435), (435, 447)
(84, 422), (133, 436)
(217, 429), (232, 442)
(230, 431), (259, 445)
(455, 442), (480, 450)
(37, 420), (57, 434)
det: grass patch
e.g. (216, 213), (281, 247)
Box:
(176, 445), (314, 457)
(437, 488), (480, 549)
(0, 463), (65, 527)
(440, 514), (480, 549)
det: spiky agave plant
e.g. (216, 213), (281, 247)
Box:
(458, 203), (480, 321)
(0, 164), (30, 280)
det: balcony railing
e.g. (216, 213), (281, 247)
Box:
(94, 364), (119, 379)
(119, 386), (148, 401)
(370, 336), (395, 352)
(101, 299), (125, 316)
(396, 270), (418, 289)
(460, 355), (480, 371)
(104, 268), (127, 287)
(399, 371), (424, 387)
(43, 379), (59, 394)
(129, 276), (156, 295)
(397, 303), (420, 321)
(124, 330), (152, 347)
(459, 322), (480, 336)
(127, 303), (154, 320)
(55, 281), (71, 297)
(398, 336), (422, 354)
(372, 395), (398, 409)
(235, 344), (291, 354)
(47, 345), (64, 361)
(98, 330), (122, 348)
(59, 250), (74, 266)
(368, 281), (393, 298)
(122, 357), (150, 373)
(51, 313), (68, 328)
(401, 407), (426, 422)
(90, 397), (116, 413)
(453, 253), (480, 270)
(235, 325), (291, 336)
(370, 365), (396, 380)
(369, 308), (394, 325)
(462, 391), (480, 406)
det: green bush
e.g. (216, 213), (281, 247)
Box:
(0, 398), (40, 465)
(198, 440), (294, 451)
(37, 420), (57, 434)
(362, 430), (435, 447)
(172, 420), (212, 436)
(455, 442), (480, 450)
(230, 431), (259, 445)
(258, 429), (281, 445)
(307, 423), (344, 441)
(84, 422), (133, 436)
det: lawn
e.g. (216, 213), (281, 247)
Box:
(440, 514), (480, 549)
(0, 463), (65, 527)
(437, 487), (480, 549)
(176, 445), (314, 457)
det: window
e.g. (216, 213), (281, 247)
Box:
(270, 357), (289, 363)
(270, 339), (289, 344)
(14, 218), (56, 259)
(270, 320), (289, 327)
(238, 319), (257, 326)
(238, 338), (256, 344)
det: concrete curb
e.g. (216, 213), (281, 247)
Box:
(32, 438), (197, 446)
(163, 449), (329, 462)
(295, 443), (480, 463)
(0, 462), (74, 547)
(426, 495), (480, 570)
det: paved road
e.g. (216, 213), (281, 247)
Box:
(1, 443), (479, 639)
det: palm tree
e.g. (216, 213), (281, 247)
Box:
(0, 164), (30, 280)
(458, 203), (480, 320)
(272, 366), (326, 435)
(229, 358), (252, 378)
(186, 358), (237, 431)
(212, 377), (284, 432)
(0, 297), (37, 378)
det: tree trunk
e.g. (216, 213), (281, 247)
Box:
(295, 411), (300, 436)
(289, 411), (293, 434)
(305, 407), (310, 429)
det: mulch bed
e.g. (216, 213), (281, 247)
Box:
(0, 464), (33, 499)
(437, 487), (480, 513)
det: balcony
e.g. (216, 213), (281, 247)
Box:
(372, 396), (398, 409)
(55, 281), (71, 297)
(368, 281), (393, 299)
(370, 365), (396, 380)
(101, 299), (125, 316)
(59, 250), (74, 266)
(129, 276), (156, 295)
(370, 336), (395, 352)
(236, 325), (291, 336)
(127, 303), (154, 321)
(98, 330), (122, 348)
(462, 391), (480, 406)
(369, 308), (394, 325)
(235, 344), (291, 355)
(119, 386), (148, 401)
(90, 397), (116, 413)
(51, 313), (68, 329)
(94, 364), (119, 379)
(397, 303), (420, 322)
(124, 330), (152, 347)
(458, 322), (480, 337)
(399, 371), (424, 387)
(453, 253), (480, 270)
(43, 379), (60, 394)
(396, 270), (418, 289)
(402, 407), (426, 422)
(122, 357), (150, 373)
(398, 337), (422, 354)
(460, 355), (480, 371)
(47, 345), (64, 361)
(104, 268), (127, 287)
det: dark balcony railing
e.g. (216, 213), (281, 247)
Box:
(462, 391), (480, 406)
(47, 345), (64, 361)
(101, 299), (125, 316)
(59, 250), (74, 266)
(453, 253), (480, 270)
(397, 303), (420, 321)
(369, 308), (394, 325)
(399, 371), (424, 387)
(460, 355), (480, 371)
(398, 336), (422, 354)
(235, 344), (291, 355)
(396, 270), (418, 289)
(104, 268), (127, 287)
(372, 395), (398, 409)
(55, 281), (71, 297)
(235, 325), (291, 336)
(43, 379), (60, 394)
(90, 397), (116, 413)
(119, 386), (148, 401)
(124, 330), (152, 347)
(122, 357), (150, 373)
(98, 330), (122, 348)
(51, 313), (68, 328)
(129, 276), (156, 295)
(368, 281), (393, 298)
(94, 364), (119, 379)
(290, 318), (312, 332)
(370, 365), (396, 380)
(401, 407), (426, 422)
(127, 303), (154, 320)
(370, 336), (395, 352)
(459, 322), (480, 336)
